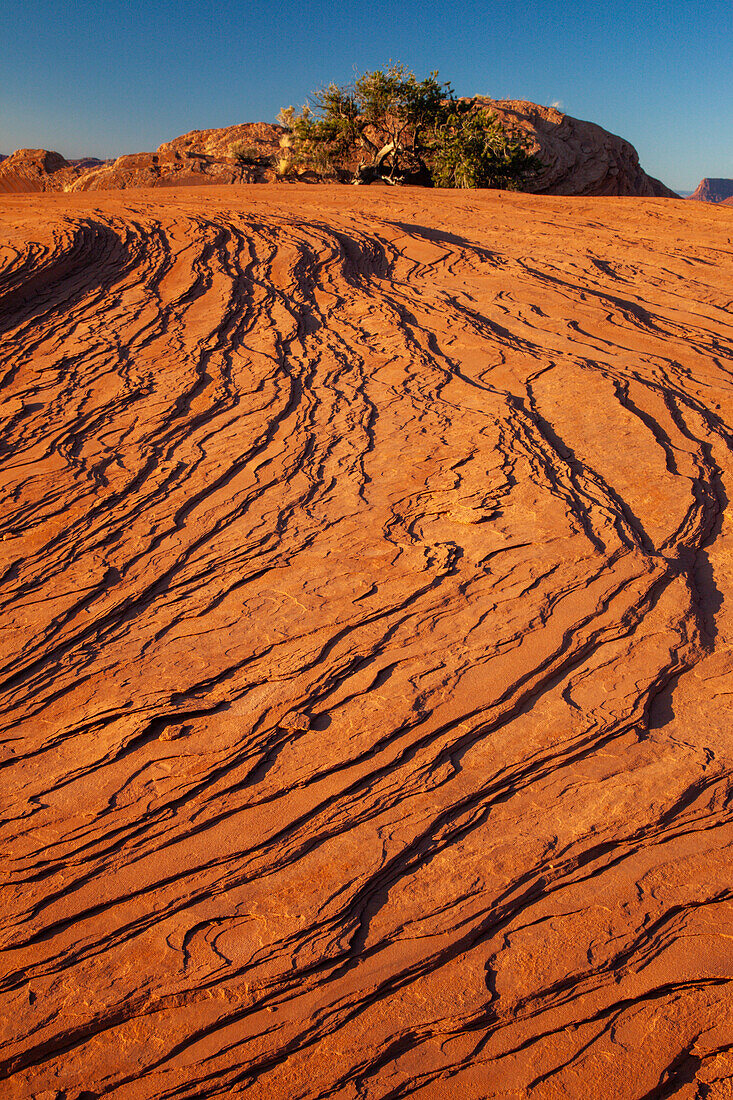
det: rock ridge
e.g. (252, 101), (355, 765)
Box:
(0, 102), (675, 196)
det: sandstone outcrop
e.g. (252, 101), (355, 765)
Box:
(479, 99), (676, 196)
(67, 156), (106, 171)
(152, 106), (676, 198)
(157, 120), (284, 160)
(689, 177), (733, 203)
(1, 184), (732, 1097)
(0, 102), (677, 195)
(0, 149), (106, 194)
(0, 148), (73, 193)
(68, 148), (256, 190)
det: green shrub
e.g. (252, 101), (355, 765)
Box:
(231, 143), (272, 167)
(431, 106), (540, 189)
(279, 63), (541, 189)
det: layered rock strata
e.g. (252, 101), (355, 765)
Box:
(0, 149), (75, 194)
(156, 121), (285, 160)
(478, 99), (676, 197)
(689, 178), (733, 203)
(0, 186), (732, 1098)
(0, 150), (107, 194)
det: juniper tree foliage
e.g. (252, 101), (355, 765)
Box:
(432, 104), (541, 189)
(278, 64), (540, 188)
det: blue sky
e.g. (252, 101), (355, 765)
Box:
(1, 0), (731, 190)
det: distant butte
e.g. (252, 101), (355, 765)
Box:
(689, 178), (733, 203)
(0, 101), (677, 196)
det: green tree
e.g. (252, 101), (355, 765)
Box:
(431, 106), (540, 189)
(279, 64), (540, 188)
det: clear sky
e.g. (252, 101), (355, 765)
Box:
(1, 0), (731, 190)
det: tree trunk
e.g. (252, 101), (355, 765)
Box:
(354, 141), (400, 185)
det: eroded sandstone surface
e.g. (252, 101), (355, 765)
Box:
(0, 150), (77, 195)
(1, 187), (733, 1098)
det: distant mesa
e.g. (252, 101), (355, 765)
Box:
(67, 156), (106, 170)
(0, 104), (675, 196)
(688, 178), (733, 203)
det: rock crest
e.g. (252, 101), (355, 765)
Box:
(0, 103), (675, 195)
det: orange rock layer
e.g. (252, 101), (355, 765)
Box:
(1, 186), (733, 1099)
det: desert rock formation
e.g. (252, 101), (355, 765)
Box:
(478, 100), (676, 197)
(0, 149), (74, 194)
(0, 150), (106, 194)
(689, 178), (733, 203)
(1, 186), (732, 1098)
(0, 102), (675, 196)
(68, 149), (253, 191)
(158, 105), (676, 199)
(0, 144), (262, 195)
(157, 120), (285, 160)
